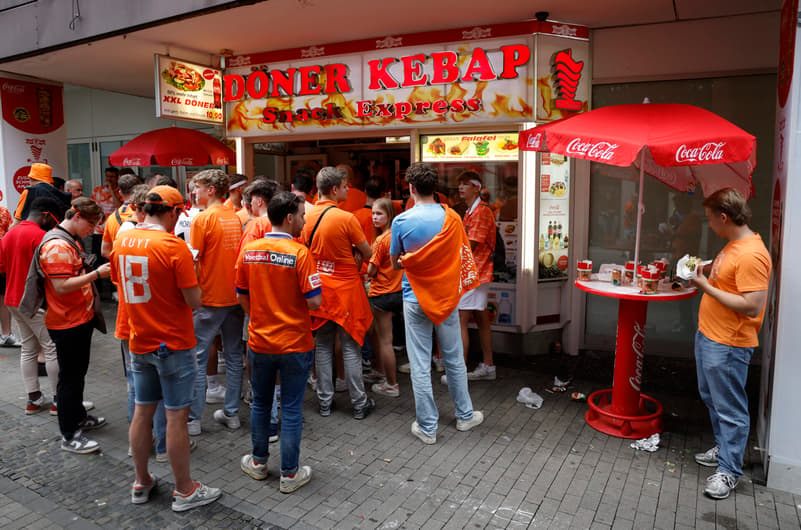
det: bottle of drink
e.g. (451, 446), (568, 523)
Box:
(156, 342), (168, 359)
(547, 221), (553, 239)
(539, 234), (545, 249)
(563, 234), (569, 248)
(213, 78), (222, 109)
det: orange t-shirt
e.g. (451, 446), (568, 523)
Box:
(368, 231), (402, 297)
(39, 237), (94, 330)
(91, 186), (120, 234)
(463, 200), (496, 284)
(236, 207), (250, 225)
(238, 216), (273, 255)
(300, 200), (366, 274)
(190, 203), (243, 306)
(236, 234), (321, 354)
(110, 226), (198, 354)
(353, 205), (375, 245)
(13, 189), (29, 220)
(698, 233), (771, 348)
(338, 188), (367, 213)
(102, 204), (135, 245)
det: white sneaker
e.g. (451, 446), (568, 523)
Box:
(171, 481), (222, 512)
(398, 363), (411, 374)
(205, 385), (226, 404)
(280, 466), (312, 493)
(411, 421), (436, 445)
(467, 363), (496, 381)
(704, 471), (738, 499)
(694, 445), (720, 467)
(241, 454), (268, 480)
(187, 419), (201, 436)
(213, 409), (240, 430)
(372, 382), (400, 397)
(0, 334), (21, 347)
(335, 378), (347, 392)
(456, 410), (484, 431)
(432, 358), (445, 373)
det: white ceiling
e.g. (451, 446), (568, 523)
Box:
(0, 0), (780, 98)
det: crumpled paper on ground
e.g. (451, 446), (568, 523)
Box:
(516, 387), (543, 409)
(630, 433), (660, 452)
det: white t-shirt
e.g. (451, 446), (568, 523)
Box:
(174, 207), (202, 258)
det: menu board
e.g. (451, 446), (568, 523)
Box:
(420, 133), (519, 162)
(155, 54), (224, 125)
(538, 153), (570, 280)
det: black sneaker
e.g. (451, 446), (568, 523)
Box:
(61, 431), (100, 454)
(79, 414), (106, 431)
(353, 398), (375, 420)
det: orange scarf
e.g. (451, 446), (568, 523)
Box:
(401, 206), (478, 325)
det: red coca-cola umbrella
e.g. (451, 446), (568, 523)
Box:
(109, 126), (235, 167)
(518, 101), (757, 270)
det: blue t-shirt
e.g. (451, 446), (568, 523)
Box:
(390, 203), (446, 303)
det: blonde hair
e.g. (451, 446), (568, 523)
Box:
(372, 198), (396, 236)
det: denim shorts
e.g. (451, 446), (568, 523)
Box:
(130, 348), (196, 410)
(369, 291), (402, 314)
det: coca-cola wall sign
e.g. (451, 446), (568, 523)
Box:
(0, 77), (67, 209)
(154, 54), (224, 125)
(223, 21), (589, 137)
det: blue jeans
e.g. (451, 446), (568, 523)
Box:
(403, 301), (474, 437)
(695, 330), (753, 478)
(190, 305), (245, 421)
(130, 347), (196, 409)
(249, 347), (312, 476)
(123, 340), (166, 453)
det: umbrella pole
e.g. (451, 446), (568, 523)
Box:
(633, 150), (645, 278)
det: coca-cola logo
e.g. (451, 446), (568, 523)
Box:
(170, 157), (194, 166)
(202, 69), (217, 80)
(122, 158), (142, 166)
(628, 321), (646, 392)
(675, 142), (726, 163)
(526, 132), (543, 149)
(566, 138), (619, 161)
(2, 82), (25, 95)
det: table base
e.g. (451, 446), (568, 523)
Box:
(585, 389), (663, 439)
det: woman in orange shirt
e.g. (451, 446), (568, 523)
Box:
(366, 198), (403, 397)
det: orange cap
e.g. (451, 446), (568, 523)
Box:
(146, 185), (184, 208)
(28, 163), (53, 184)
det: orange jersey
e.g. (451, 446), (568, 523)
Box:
(300, 200), (372, 343)
(236, 207), (250, 225)
(338, 187), (367, 213)
(102, 204), (135, 245)
(39, 237), (94, 330)
(190, 204), (243, 306)
(238, 216), (273, 256)
(463, 200), (496, 284)
(223, 198), (237, 211)
(236, 234), (321, 354)
(353, 205), (375, 245)
(699, 233), (771, 348)
(368, 231), (402, 296)
(90, 186), (120, 234)
(110, 226), (198, 354)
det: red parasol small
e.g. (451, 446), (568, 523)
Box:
(109, 126), (234, 167)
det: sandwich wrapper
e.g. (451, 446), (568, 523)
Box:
(630, 433), (661, 452)
(676, 254), (713, 281)
(516, 387), (543, 409)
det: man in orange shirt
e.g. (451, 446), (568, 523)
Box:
(100, 173), (143, 258)
(238, 179), (279, 252)
(690, 188), (771, 500)
(454, 171), (497, 382)
(301, 166), (374, 419)
(223, 173), (247, 211)
(111, 185), (221, 511)
(188, 170), (245, 434)
(236, 191), (321, 492)
(336, 164), (367, 213)
(35, 198), (111, 454)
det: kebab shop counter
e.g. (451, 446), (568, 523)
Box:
(574, 260), (697, 438)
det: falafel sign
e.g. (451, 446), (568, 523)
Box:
(223, 21), (588, 136)
(420, 133), (519, 162)
(155, 55), (224, 125)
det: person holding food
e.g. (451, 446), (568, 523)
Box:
(690, 188), (771, 500)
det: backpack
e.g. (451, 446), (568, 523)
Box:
(480, 203), (506, 274)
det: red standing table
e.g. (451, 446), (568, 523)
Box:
(576, 278), (697, 439)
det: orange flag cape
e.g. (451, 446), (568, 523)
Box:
(401, 206), (479, 325)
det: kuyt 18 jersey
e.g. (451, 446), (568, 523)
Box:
(110, 226), (198, 354)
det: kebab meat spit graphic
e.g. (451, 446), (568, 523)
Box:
(551, 49), (583, 111)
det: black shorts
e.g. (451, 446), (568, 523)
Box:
(0, 273), (5, 295)
(369, 291), (402, 314)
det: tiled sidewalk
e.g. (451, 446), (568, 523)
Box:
(0, 309), (798, 529)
